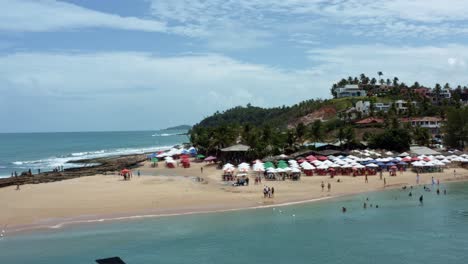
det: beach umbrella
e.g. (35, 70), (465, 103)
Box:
(264, 161), (275, 169)
(291, 167), (301, 173)
(317, 156), (328, 161)
(411, 157), (420, 161)
(354, 164), (365, 169)
(402, 157), (412, 162)
(197, 154), (205, 159)
(366, 163), (379, 168)
(317, 164), (329, 170)
(386, 162), (396, 166)
(376, 162), (387, 167)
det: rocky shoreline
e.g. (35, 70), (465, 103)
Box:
(0, 154), (147, 188)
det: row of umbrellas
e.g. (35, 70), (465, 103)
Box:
(222, 153), (468, 173)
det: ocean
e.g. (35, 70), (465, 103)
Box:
(0, 130), (189, 178)
(1, 181), (468, 264)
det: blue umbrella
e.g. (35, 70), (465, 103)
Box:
(398, 161), (407, 165)
(377, 162), (387, 167)
(386, 162), (396, 166)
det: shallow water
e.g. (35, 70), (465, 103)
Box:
(1, 182), (468, 264)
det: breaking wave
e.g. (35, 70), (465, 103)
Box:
(6, 145), (175, 175)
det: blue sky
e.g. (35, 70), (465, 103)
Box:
(1, 0), (468, 132)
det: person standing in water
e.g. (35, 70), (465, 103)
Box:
(419, 195), (424, 205)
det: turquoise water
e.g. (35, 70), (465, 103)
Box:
(0, 130), (189, 177)
(1, 182), (468, 264)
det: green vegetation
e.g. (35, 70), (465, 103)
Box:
(443, 107), (468, 149)
(190, 74), (467, 155)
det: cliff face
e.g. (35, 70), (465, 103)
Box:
(287, 106), (337, 128)
(0, 154), (147, 188)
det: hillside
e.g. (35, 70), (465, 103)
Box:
(194, 97), (359, 129)
(162, 125), (192, 131)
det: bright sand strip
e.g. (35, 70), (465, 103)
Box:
(1, 161), (467, 232)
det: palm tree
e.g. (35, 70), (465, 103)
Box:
(393, 77), (399, 87)
(378, 71), (383, 84)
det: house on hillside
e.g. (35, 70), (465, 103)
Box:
(401, 117), (443, 136)
(414, 87), (431, 98)
(374, 102), (391, 112)
(355, 101), (370, 114)
(336, 84), (367, 98)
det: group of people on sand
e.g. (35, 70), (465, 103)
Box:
(263, 186), (275, 198)
(321, 181), (331, 192)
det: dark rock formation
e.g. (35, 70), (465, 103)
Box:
(0, 154), (147, 188)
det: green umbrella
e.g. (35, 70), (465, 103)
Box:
(264, 162), (274, 169)
(277, 162), (289, 169)
(197, 154), (205, 159)
(151, 157), (159, 162)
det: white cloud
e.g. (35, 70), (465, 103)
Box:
(2, 43), (468, 131)
(0, 51), (321, 105)
(0, 0), (168, 32)
(148, 0), (468, 44)
(307, 44), (468, 87)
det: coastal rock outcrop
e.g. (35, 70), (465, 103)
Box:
(0, 154), (147, 188)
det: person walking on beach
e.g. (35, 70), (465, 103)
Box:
(137, 170), (141, 177)
(201, 167), (203, 174)
(327, 182), (331, 192)
(271, 187), (275, 198)
(454, 169), (456, 178)
(416, 173), (420, 185)
(365, 174), (368, 183)
(383, 178), (386, 187)
(321, 181), (325, 192)
(379, 170), (383, 180)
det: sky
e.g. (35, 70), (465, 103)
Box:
(1, 0), (468, 132)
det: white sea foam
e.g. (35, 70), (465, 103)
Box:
(9, 145), (175, 171)
(152, 133), (181, 137)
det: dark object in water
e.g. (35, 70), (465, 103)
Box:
(96, 257), (127, 264)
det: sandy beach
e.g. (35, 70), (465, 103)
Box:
(1, 161), (468, 232)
